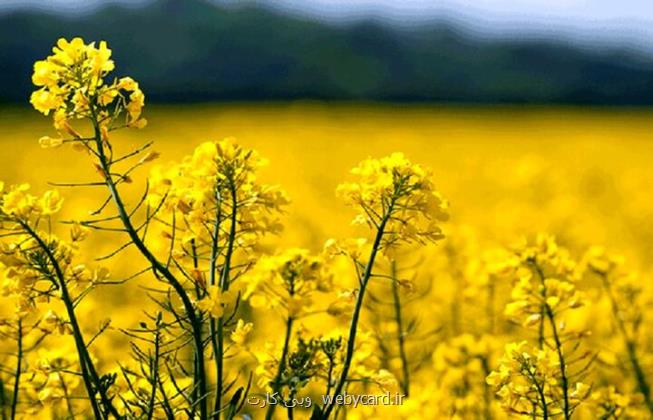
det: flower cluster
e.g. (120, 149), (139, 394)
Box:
(148, 138), (288, 253)
(431, 334), (499, 418)
(589, 386), (647, 419)
(254, 329), (394, 395)
(505, 235), (585, 327)
(243, 248), (331, 318)
(196, 285), (236, 319)
(31, 37), (146, 138)
(28, 347), (81, 410)
(580, 246), (644, 339)
(487, 341), (590, 417)
(336, 152), (448, 251)
(0, 183), (63, 220)
(0, 184), (103, 312)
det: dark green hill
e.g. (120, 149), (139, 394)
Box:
(2, 0), (653, 104)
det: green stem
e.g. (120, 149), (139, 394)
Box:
(21, 222), (109, 419)
(544, 305), (570, 420)
(58, 371), (75, 419)
(322, 214), (389, 419)
(215, 181), (238, 419)
(214, 319), (225, 419)
(532, 373), (548, 420)
(599, 272), (653, 414)
(146, 327), (161, 420)
(532, 264), (546, 350)
(532, 262), (568, 419)
(480, 357), (492, 420)
(0, 378), (7, 420)
(325, 358), (335, 397)
(390, 260), (410, 397)
(265, 317), (294, 420)
(10, 319), (22, 420)
(90, 113), (208, 419)
(208, 190), (223, 420)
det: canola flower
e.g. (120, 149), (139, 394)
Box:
(431, 334), (499, 419)
(580, 246), (653, 415)
(31, 37), (145, 133)
(147, 137), (288, 417)
(336, 152), (448, 252)
(241, 248), (331, 419)
(589, 386), (648, 419)
(487, 341), (590, 418)
(314, 153), (448, 419)
(0, 183), (118, 418)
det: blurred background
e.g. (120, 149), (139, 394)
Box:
(3, 0), (653, 262)
(2, 0), (653, 104)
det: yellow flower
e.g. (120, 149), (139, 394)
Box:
(337, 152), (448, 251)
(327, 289), (356, 317)
(372, 369), (399, 392)
(197, 286), (230, 318)
(38, 136), (64, 148)
(69, 223), (89, 242)
(504, 236), (585, 328)
(243, 248), (330, 318)
(39, 190), (63, 215)
(146, 138), (288, 256)
(30, 88), (63, 115)
(230, 319), (253, 345)
(30, 37), (145, 135)
(487, 341), (590, 418)
(589, 386), (647, 418)
(1, 183), (36, 217)
(32, 60), (59, 87)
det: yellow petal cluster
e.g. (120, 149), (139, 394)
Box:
(486, 341), (590, 417)
(243, 248), (331, 318)
(336, 152), (448, 250)
(30, 37), (146, 133)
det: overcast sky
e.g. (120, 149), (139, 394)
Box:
(3, 0), (653, 47)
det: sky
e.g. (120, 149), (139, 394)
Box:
(3, 0), (653, 48)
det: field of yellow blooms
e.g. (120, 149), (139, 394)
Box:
(1, 38), (653, 419)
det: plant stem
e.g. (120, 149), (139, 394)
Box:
(146, 326), (161, 420)
(533, 375), (548, 420)
(215, 181), (238, 419)
(599, 272), (653, 414)
(21, 222), (111, 419)
(266, 317), (294, 420)
(390, 260), (410, 397)
(0, 378), (7, 420)
(532, 262), (568, 419)
(544, 304), (570, 420)
(208, 190), (223, 420)
(322, 214), (389, 419)
(325, 358), (334, 397)
(532, 264), (546, 350)
(10, 319), (22, 420)
(480, 356), (492, 420)
(90, 114), (208, 419)
(58, 371), (75, 419)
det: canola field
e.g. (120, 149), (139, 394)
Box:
(3, 92), (653, 419)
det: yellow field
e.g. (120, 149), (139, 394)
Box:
(3, 103), (653, 253)
(3, 103), (653, 418)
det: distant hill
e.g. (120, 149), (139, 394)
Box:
(2, 0), (653, 104)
